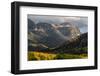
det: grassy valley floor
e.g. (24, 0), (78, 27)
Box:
(28, 51), (88, 61)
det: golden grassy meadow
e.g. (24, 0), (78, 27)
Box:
(28, 51), (88, 61)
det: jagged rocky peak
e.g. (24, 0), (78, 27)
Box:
(28, 21), (81, 50)
(28, 19), (35, 29)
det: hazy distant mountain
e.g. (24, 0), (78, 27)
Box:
(28, 19), (81, 51)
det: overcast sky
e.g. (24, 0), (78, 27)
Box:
(28, 15), (88, 33)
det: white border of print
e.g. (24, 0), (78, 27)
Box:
(20, 6), (95, 70)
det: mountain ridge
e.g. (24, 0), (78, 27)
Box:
(28, 20), (85, 52)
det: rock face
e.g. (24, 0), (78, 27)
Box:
(51, 33), (88, 54)
(28, 19), (35, 32)
(28, 19), (81, 51)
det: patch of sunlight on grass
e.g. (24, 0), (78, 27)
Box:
(28, 51), (56, 61)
